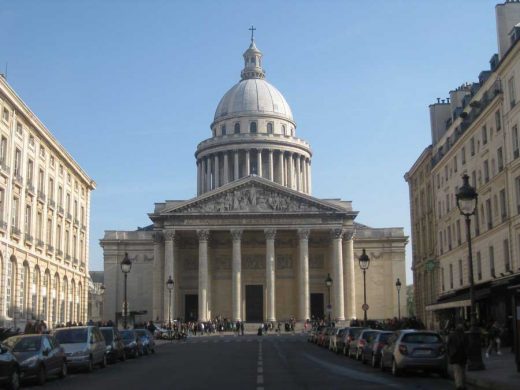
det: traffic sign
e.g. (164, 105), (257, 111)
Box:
(362, 303), (369, 311)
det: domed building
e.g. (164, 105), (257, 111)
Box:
(100, 38), (408, 326)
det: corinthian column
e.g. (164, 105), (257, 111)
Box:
(287, 153), (293, 189)
(257, 149), (263, 177)
(164, 229), (176, 322)
(223, 152), (229, 185)
(206, 156), (212, 191)
(152, 232), (164, 321)
(245, 150), (251, 176)
(268, 150), (274, 181)
(295, 154), (301, 191)
(298, 229), (310, 321)
(197, 230), (210, 321)
(265, 229), (276, 322)
(214, 154), (220, 188)
(277, 151), (284, 185)
(231, 229), (243, 321)
(330, 228), (345, 321)
(344, 230), (356, 319)
(234, 150), (239, 180)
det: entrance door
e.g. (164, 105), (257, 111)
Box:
(310, 293), (324, 320)
(245, 285), (263, 322)
(185, 294), (198, 322)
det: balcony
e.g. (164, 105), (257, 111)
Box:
(36, 239), (44, 248)
(66, 212), (72, 221)
(46, 244), (54, 254)
(56, 249), (63, 258)
(24, 234), (33, 245)
(26, 181), (35, 195)
(0, 161), (10, 177)
(10, 226), (21, 238)
(0, 219), (7, 232)
(57, 206), (64, 215)
(37, 191), (46, 203)
(48, 199), (56, 209)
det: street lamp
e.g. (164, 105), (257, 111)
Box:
(358, 249), (370, 325)
(395, 278), (402, 320)
(120, 253), (132, 329)
(166, 275), (174, 341)
(325, 273), (332, 324)
(456, 174), (485, 371)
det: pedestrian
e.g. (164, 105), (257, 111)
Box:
(485, 321), (502, 358)
(240, 321), (244, 336)
(447, 323), (467, 390)
(24, 320), (34, 334)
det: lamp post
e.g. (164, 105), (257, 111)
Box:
(325, 273), (332, 324)
(120, 253), (132, 329)
(358, 249), (370, 325)
(166, 275), (174, 341)
(99, 285), (105, 322)
(456, 174), (484, 371)
(395, 278), (402, 320)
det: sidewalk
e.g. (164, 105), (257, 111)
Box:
(452, 350), (519, 390)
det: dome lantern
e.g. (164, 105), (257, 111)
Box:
(241, 26), (265, 80)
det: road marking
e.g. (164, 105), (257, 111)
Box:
(256, 340), (264, 389)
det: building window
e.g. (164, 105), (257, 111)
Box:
(25, 204), (32, 235)
(514, 125), (519, 159)
(14, 149), (21, 177)
(2, 107), (9, 122)
(38, 169), (44, 194)
(509, 76), (517, 108)
(250, 122), (257, 133)
(458, 259), (463, 286)
(449, 264), (454, 289)
(28, 135), (35, 148)
(48, 178), (54, 201)
(47, 218), (52, 245)
(483, 160), (489, 183)
(56, 224), (62, 250)
(482, 126), (487, 145)
(50, 156), (55, 167)
(454, 156), (458, 172)
(0, 136), (7, 166)
(441, 268), (445, 292)
(504, 239), (511, 272)
(221, 125), (226, 136)
(495, 110), (502, 131)
(59, 164), (63, 176)
(267, 122), (273, 134)
(497, 147), (504, 172)
(489, 246), (495, 277)
(11, 197), (19, 228)
(16, 122), (23, 136)
(500, 189), (507, 221)
(26, 160), (34, 186)
(58, 186), (63, 207)
(486, 198), (492, 229)
(65, 230), (70, 255)
(0, 188), (4, 223)
(6, 259), (14, 317)
(447, 225), (452, 250)
(477, 251), (482, 280)
(66, 193), (71, 213)
(456, 219), (461, 245)
(470, 137), (475, 156)
(234, 123), (240, 134)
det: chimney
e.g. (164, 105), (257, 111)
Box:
(496, 0), (520, 59)
(429, 100), (451, 145)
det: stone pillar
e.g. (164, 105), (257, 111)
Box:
(268, 149), (274, 181)
(214, 154), (220, 188)
(344, 231), (357, 319)
(295, 154), (301, 191)
(308, 160), (312, 195)
(164, 229), (176, 323)
(265, 229), (276, 322)
(302, 158), (307, 193)
(330, 229), (345, 321)
(245, 150), (250, 176)
(206, 156), (212, 191)
(201, 159), (206, 193)
(257, 149), (263, 178)
(197, 230), (210, 322)
(223, 152), (229, 185)
(234, 150), (239, 180)
(287, 153), (293, 189)
(197, 160), (201, 195)
(231, 229), (243, 321)
(298, 229), (310, 321)
(152, 232), (164, 321)
(277, 151), (284, 185)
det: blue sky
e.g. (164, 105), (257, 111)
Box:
(0, 0), (499, 283)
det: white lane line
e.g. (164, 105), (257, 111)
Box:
(256, 340), (264, 389)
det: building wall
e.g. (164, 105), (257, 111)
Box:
(0, 76), (95, 328)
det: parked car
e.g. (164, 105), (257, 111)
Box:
(100, 327), (126, 363)
(308, 326), (324, 344)
(321, 327), (335, 348)
(0, 343), (19, 390)
(134, 329), (155, 355)
(380, 330), (447, 377)
(329, 328), (347, 353)
(120, 330), (143, 359)
(53, 326), (107, 372)
(348, 329), (379, 360)
(317, 327), (331, 347)
(340, 327), (364, 356)
(3, 334), (67, 385)
(360, 330), (394, 367)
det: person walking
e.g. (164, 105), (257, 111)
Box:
(485, 321), (502, 358)
(240, 321), (244, 336)
(447, 323), (467, 390)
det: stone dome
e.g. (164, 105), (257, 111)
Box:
(214, 78), (294, 123)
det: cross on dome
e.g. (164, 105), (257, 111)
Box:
(249, 25), (256, 42)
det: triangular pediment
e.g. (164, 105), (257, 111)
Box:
(161, 176), (351, 215)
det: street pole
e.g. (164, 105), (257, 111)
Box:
(397, 288), (401, 321)
(123, 272), (128, 329)
(363, 269), (367, 324)
(168, 288), (172, 342)
(327, 284), (331, 324)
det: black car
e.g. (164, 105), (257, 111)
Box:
(0, 344), (19, 390)
(119, 330), (143, 359)
(100, 327), (126, 363)
(3, 334), (67, 385)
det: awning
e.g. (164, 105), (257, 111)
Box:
(425, 299), (471, 311)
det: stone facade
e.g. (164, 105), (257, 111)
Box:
(0, 75), (95, 328)
(101, 39), (407, 325)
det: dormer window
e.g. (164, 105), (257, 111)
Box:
(221, 124), (226, 136)
(267, 122), (273, 134)
(250, 122), (257, 133)
(234, 123), (240, 134)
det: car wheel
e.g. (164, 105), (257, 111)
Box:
(100, 355), (107, 368)
(7, 369), (20, 390)
(392, 359), (401, 377)
(371, 354), (377, 368)
(37, 364), (46, 385)
(59, 361), (67, 378)
(86, 356), (94, 373)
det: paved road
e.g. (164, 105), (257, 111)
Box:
(37, 334), (456, 390)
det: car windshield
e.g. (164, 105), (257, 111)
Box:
(120, 331), (135, 340)
(402, 333), (442, 344)
(100, 329), (113, 344)
(351, 328), (362, 338)
(362, 331), (378, 340)
(54, 328), (88, 344)
(5, 336), (41, 352)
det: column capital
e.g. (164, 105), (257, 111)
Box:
(230, 229), (243, 241)
(330, 228), (345, 240)
(164, 229), (176, 242)
(297, 228), (310, 240)
(152, 231), (164, 243)
(343, 229), (356, 241)
(197, 229), (210, 242)
(264, 229), (276, 240)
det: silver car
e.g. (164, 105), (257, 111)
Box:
(53, 326), (107, 372)
(380, 330), (447, 377)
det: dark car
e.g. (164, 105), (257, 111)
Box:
(134, 329), (155, 355)
(100, 327), (126, 363)
(0, 344), (19, 390)
(340, 327), (364, 356)
(120, 330), (143, 359)
(348, 329), (379, 360)
(3, 334), (67, 385)
(361, 331), (394, 367)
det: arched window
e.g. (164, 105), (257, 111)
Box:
(282, 125), (287, 136)
(290, 128), (294, 136)
(267, 123), (273, 134)
(250, 122), (257, 133)
(234, 123), (240, 134)
(221, 124), (226, 136)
